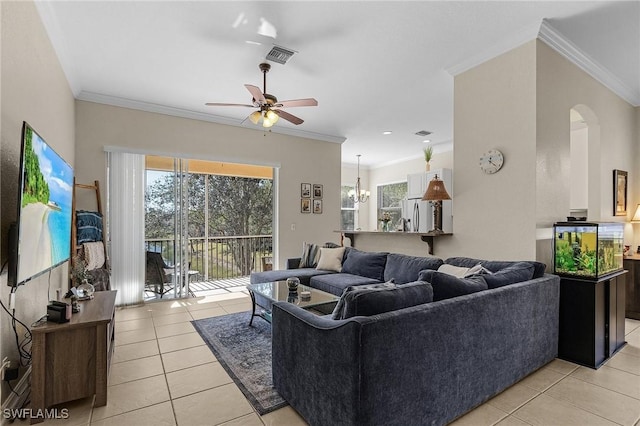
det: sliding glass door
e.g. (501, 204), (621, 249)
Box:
(144, 156), (274, 300)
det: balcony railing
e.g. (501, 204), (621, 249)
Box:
(145, 235), (273, 281)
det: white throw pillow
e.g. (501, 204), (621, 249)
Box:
(316, 247), (346, 272)
(437, 264), (470, 278)
(464, 263), (493, 277)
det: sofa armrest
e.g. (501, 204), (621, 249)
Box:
(272, 302), (367, 425)
(286, 258), (302, 269)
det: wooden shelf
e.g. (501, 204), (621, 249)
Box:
(335, 230), (452, 255)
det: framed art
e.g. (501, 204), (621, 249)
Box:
(313, 184), (323, 199)
(301, 198), (311, 213)
(301, 183), (311, 198)
(614, 169), (628, 216)
(313, 199), (323, 214)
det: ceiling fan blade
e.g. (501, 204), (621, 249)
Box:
(245, 84), (266, 105)
(275, 98), (318, 108)
(205, 102), (255, 107)
(274, 109), (304, 125)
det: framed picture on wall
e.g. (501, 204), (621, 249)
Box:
(614, 169), (628, 216)
(313, 199), (323, 214)
(313, 184), (323, 199)
(301, 198), (311, 213)
(301, 183), (311, 198)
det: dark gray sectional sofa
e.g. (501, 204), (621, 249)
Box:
(250, 249), (560, 426)
(250, 248), (445, 296)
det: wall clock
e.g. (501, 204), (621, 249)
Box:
(479, 149), (504, 174)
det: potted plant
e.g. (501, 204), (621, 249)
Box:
(423, 146), (433, 171)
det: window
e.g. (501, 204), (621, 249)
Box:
(341, 185), (356, 230)
(377, 182), (407, 231)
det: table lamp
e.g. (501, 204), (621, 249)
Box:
(422, 174), (451, 234)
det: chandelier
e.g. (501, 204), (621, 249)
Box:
(348, 154), (370, 203)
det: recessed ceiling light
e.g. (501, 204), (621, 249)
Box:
(383, 131), (392, 135)
(422, 139), (431, 143)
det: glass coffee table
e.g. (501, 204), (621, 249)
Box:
(247, 281), (339, 325)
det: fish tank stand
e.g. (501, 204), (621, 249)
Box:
(558, 270), (627, 369)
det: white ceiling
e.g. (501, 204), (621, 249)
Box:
(36, 1), (639, 167)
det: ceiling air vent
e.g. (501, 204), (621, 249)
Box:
(266, 45), (296, 65)
(415, 130), (432, 137)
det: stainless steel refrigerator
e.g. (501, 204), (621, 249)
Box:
(401, 198), (431, 233)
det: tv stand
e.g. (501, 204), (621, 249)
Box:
(31, 291), (116, 424)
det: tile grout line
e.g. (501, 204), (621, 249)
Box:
(541, 375), (637, 425)
(567, 368), (640, 401)
(155, 330), (180, 426)
(510, 393), (625, 426)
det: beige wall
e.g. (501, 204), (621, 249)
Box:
(439, 41), (538, 260)
(75, 101), (342, 269)
(0, 1), (75, 400)
(535, 40), (639, 267)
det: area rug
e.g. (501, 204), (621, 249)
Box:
(191, 312), (288, 415)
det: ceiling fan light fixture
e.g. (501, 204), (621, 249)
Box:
(262, 113), (275, 128)
(265, 109), (279, 123)
(249, 111), (262, 124)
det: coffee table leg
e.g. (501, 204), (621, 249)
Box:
(249, 290), (256, 326)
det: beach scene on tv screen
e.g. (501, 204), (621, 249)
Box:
(17, 126), (73, 283)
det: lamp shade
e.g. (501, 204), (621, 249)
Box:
(632, 204), (640, 222)
(422, 174), (451, 201)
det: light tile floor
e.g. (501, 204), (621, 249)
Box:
(42, 293), (640, 426)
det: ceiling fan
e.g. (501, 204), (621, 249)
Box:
(206, 62), (318, 128)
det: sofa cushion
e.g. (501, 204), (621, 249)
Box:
(445, 257), (546, 278)
(418, 270), (488, 301)
(250, 268), (333, 286)
(482, 262), (535, 289)
(341, 248), (388, 281)
(334, 281), (433, 320)
(310, 273), (382, 296)
(384, 254), (443, 284)
(316, 247), (346, 272)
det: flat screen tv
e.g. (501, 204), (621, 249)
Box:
(9, 122), (74, 286)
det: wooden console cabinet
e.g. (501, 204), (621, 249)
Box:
(31, 291), (116, 424)
(622, 255), (640, 319)
(558, 272), (626, 369)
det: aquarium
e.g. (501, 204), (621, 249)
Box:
(553, 222), (624, 279)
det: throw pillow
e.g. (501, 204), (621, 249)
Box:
(299, 242), (321, 268)
(341, 248), (388, 281)
(464, 263), (493, 277)
(331, 281), (395, 319)
(418, 270), (488, 301)
(334, 281), (433, 320)
(437, 264), (470, 278)
(316, 247), (346, 272)
(482, 262), (535, 289)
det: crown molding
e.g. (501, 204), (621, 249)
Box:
(34, 1), (81, 96)
(77, 91), (346, 144)
(538, 19), (639, 107)
(446, 21), (541, 76)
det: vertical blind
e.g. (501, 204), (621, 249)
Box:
(108, 152), (145, 306)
